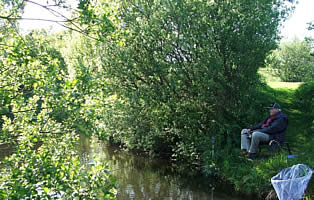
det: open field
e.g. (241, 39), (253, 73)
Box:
(267, 82), (302, 89)
(259, 68), (302, 89)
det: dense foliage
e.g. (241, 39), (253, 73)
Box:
(294, 81), (314, 134)
(265, 39), (314, 82)
(2, 0), (311, 199)
(0, 1), (117, 199)
(98, 0), (290, 162)
(294, 81), (314, 115)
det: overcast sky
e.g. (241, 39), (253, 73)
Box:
(20, 0), (314, 41)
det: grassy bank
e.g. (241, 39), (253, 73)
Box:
(217, 82), (314, 199)
(267, 82), (302, 89)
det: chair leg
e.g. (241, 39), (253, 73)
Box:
(269, 140), (281, 153)
(284, 142), (292, 155)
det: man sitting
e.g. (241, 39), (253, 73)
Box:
(241, 103), (288, 160)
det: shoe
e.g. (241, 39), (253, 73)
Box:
(247, 153), (257, 160)
(240, 151), (248, 156)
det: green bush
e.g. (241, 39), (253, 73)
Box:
(0, 25), (117, 200)
(295, 81), (314, 116)
(0, 134), (117, 199)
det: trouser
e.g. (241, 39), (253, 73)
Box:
(241, 129), (270, 153)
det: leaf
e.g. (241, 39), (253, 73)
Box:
(44, 187), (49, 194)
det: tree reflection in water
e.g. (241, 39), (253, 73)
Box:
(78, 135), (242, 200)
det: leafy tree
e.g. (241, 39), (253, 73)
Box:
(97, 0), (291, 161)
(266, 39), (314, 82)
(0, 1), (117, 199)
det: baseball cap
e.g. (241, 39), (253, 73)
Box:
(266, 103), (281, 110)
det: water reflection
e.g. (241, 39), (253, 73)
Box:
(78, 135), (242, 200)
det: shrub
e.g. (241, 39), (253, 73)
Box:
(0, 133), (117, 199)
(295, 81), (314, 116)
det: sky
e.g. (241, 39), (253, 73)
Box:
(280, 0), (314, 41)
(20, 0), (314, 41)
(20, 0), (76, 33)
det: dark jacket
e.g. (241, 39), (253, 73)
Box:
(249, 112), (288, 143)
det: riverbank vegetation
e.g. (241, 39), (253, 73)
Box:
(0, 0), (313, 199)
(212, 82), (314, 198)
(0, 1), (117, 199)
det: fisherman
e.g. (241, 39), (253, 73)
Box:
(240, 103), (288, 160)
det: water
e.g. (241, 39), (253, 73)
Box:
(0, 136), (245, 199)
(78, 135), (243, 200)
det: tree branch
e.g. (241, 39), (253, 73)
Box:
(25, 0), (70, 19)
(0, 16), (72, 23)
(1, 0), (105, 42)
(24, 0), (89, 36)
(54, 21), (101, 41)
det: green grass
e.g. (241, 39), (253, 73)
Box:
(259, 67), (302, 89)
(265, 84), (312, 152)
(267, 82), (302, 89)
(217, 69), (313, 198)
(261, 84), (314, 198)
(219, 82), (314, 199)
(262, 70), (312, 159)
